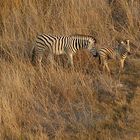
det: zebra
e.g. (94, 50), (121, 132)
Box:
(96, 40), (130, 73)
(31, 34), (97, 69)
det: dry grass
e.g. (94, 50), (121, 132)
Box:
(0, 0), (140, 140)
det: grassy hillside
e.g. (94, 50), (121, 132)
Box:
(0, 0), (140, 139)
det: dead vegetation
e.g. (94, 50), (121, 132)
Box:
(0, 0), (140, 139)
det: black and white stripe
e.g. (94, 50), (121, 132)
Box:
(97, 40), (130, 73)
(31, 34), (97, 68)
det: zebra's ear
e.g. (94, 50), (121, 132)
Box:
(120, 41), (125, 45)
(126, 40), (130, 52)
(126, 40), (130, 45)
(94, 38), (97, 44)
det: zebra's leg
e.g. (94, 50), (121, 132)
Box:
(98, 56), (103, 72)
(35, 53), (43, 72)
(120, 59), (125, 69)
(102, 63), (105, 72)
(119, 59), (125, 73)
(47, 53), (58, 69)
(104, 60), (110, 73)
(101, 57), (107, 72)
(47, 53), (54, 64)
(67, 53), (74, 67)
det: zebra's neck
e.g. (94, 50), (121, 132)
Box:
(115, 44), (127, 58)
(79, 38), (88, 49)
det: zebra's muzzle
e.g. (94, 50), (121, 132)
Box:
(92, 52), (99, 57)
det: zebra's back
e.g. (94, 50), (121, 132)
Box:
(99, 47), (115, 59)
(35, 34), (71, 55)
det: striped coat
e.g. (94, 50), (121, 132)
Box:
(31, 34), (97, 69)
(97, 40), (130, 73)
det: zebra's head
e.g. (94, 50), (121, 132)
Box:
(121, 39), (131, 55)
(88, 37), (96, 48)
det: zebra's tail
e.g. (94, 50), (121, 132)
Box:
(30, 46), (35, 64)
(98, 55), (101, 65)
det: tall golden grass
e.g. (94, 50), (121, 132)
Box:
(0, 0), (140, 139)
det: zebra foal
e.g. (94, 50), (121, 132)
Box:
(31, 34), (97, 69)
(96, 40), (130, 73)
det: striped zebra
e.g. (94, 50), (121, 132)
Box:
(96, 40), (130, 73)
(31, 34), (97, 69)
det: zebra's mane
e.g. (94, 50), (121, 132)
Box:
(70, 34), (96, 42)
(70, 34), (93, 38)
